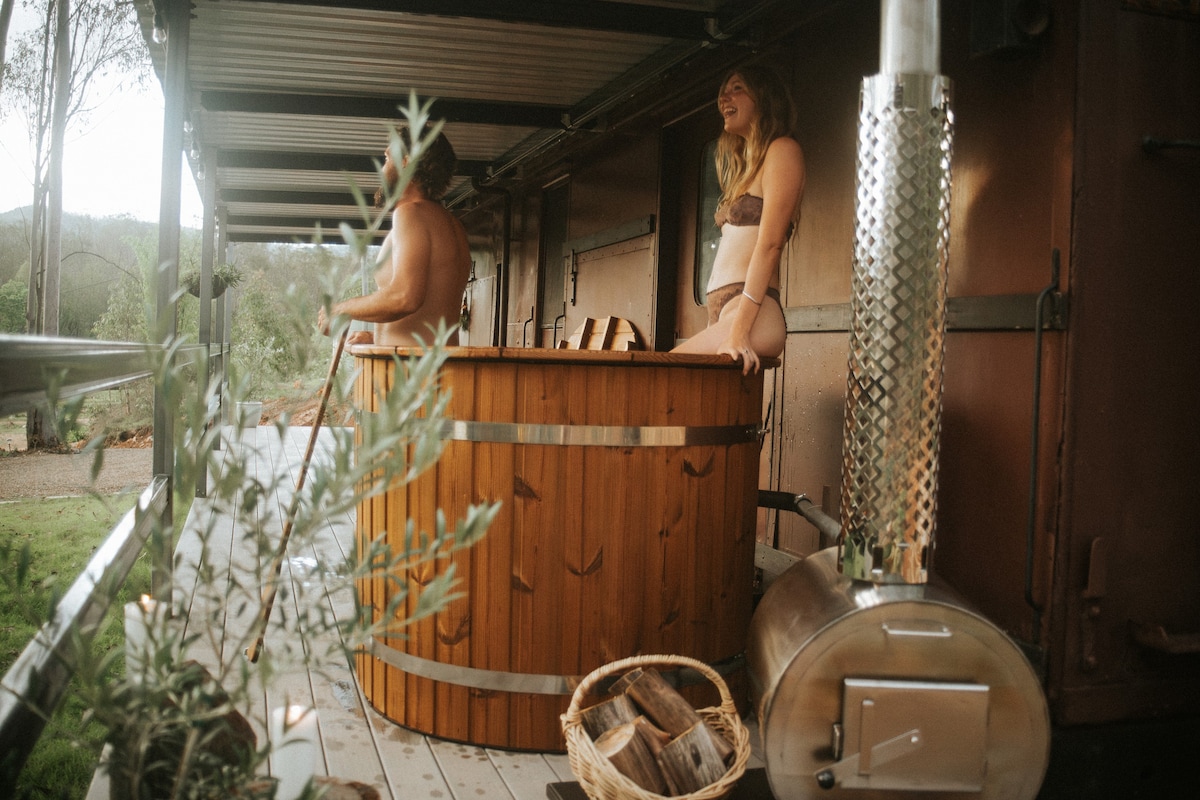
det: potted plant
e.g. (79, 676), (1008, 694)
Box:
(183, 263), (244, 299)
(3, 103), (488, 800)
(86, 315), (486, 799)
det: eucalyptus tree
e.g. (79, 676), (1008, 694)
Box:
(0, 0), (148, 447)
(0, 0), (16, 94)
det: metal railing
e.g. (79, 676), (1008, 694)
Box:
(0, 333), (208, 794)
(0, 335), (158, 417)
(0, 477), (168, 788)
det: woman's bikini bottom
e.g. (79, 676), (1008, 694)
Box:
(706, 282), (781, 327)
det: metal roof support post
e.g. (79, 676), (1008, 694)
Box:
(152, 0), (190, 598)
(195, 148), (217, 498)
(215, 206), (230, 432)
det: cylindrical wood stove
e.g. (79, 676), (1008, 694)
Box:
(351, 346), (768, 751)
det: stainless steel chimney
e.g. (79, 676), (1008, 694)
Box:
(840, 0), (953, 584)
(746, 4), (1050, 797)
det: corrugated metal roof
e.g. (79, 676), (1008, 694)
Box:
(134, 0), (779, 242)
(188, 5), (672, 104)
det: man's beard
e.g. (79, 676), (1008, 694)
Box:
(375, 159), (400, 208)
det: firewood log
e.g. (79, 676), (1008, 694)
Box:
(580, 693), (638, 739)
(633, 715), (672, 758)
(594, 721), (668, 795)
(624, 668), (735, 763)
(655, 722), (728, 795)
(609, 666), (644, 695)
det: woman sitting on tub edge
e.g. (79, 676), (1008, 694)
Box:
(672, 63), (806, 375)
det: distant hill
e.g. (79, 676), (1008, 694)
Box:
(0, 206), (165, 227)
(0, 211), (170, 336)
(0, 207), (32, 224)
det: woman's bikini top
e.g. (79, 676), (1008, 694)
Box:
(714, 194), (763, 227)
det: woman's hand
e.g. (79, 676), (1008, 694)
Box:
(716, 324), (760, 375)
(346, 330), (374, 346)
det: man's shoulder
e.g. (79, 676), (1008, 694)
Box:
(393, 197), (454, 222)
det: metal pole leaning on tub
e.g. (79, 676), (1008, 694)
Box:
(246, 327), (348, 663)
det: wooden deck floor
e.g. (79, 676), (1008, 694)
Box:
(88, 425), (762, 800)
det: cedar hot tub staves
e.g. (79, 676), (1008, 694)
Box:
(351, 346), (772, 752)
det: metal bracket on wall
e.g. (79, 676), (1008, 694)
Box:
(1131, 621), (1200, 655)
(1142, 136), (1200, 154)
(561, 215), (656, 257)
(784, 292), (1069, 334)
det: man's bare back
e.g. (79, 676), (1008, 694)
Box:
(317, 131), (470, 347)
(372, 198), (470, 346)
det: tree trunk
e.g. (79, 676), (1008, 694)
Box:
(0, 0), (16, 95)
(24, 0), (71, 451)
(45, 0), (71, 337)
(25, 407), (60, 451)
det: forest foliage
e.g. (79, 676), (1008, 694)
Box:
(0, 207), (367, 421)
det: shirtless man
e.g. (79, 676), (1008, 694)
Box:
(318, 130), (470, 346)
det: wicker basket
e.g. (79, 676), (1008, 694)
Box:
(561, 654), (751, 800)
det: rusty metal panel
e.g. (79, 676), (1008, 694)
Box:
(1054, 2), (1200, 724)
(936, 331), (1064, 642)
(562, 236), (656, 345)
(775, 332), (848, 557)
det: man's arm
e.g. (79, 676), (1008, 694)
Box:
(328, 203), (433, 324)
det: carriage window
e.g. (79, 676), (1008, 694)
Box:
(694, 138), (722, 304)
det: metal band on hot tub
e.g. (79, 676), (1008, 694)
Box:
(439, 419), (760, 447)
(369, 637), (744, 695)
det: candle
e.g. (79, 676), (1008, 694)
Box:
(270, 705), (318, 800)
(123, 594), (161, 684)
(879, 0), (940, 75)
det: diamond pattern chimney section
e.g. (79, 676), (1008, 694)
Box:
(840, 70), (953, 584)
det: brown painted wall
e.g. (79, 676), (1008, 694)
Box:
(932, 0), (1078, 643)
(477, 0), (1199, 727)
(1054, 1), (1200, 724)
(704, 2), (1077, 625)
(561, 133), (662, 347)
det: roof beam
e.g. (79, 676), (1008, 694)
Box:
(225, 230), (384, 245)
(217, 150), (490, 177)
(218, 151), (375, 172)
(200, 91), (568, 128)
(219, 189), (366, 206)
(260, 0), (722, 40)
(218, 212), (381, 237)
(226, 214), (386, 230)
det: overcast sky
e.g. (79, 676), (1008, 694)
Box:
(0, 8), (204, 226)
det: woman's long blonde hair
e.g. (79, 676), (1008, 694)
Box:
(714, 63), (798, 216)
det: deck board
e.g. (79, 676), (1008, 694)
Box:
(87, 425), (761, 800)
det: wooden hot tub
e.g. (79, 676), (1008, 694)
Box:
(351, 346), (769, 751)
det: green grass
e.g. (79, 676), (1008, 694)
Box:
(1, 413), (25, 453)
(0, 494), (149, 800)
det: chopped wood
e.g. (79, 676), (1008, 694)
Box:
(609, 666), (644, 695)
(633, 715), (672, 758)
(656, 722), (729, 795)
(580, 693), (638, 739)
(624, 668), (735, 763)
(594, 721), (668, 795)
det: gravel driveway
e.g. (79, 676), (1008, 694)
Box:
(0, 448), (155, 500)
